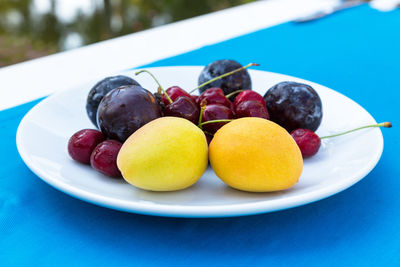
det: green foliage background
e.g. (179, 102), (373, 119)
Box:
(0, 0), (256, 67)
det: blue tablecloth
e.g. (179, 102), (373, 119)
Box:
(1, 5), (399, 266)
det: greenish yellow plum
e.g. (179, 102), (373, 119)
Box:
(117, 117), (208, 191)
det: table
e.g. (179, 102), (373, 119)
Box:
(1, 2), (399, 266)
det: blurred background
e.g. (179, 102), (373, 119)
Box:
(0, 0), (257, 67)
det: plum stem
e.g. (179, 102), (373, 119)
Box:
(189, 63), (259, 94)
(225, 90), (244, 99)
(198, 119), (233, 126)
(135, 70), (173, 104)
(319, 122), (392, 139)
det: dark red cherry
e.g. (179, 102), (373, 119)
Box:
(162, 86), (191, 106)
(198, 87), (234, 111)
(90, 140), (122, 177)
(190, 95), (199, 105)
(202, 104), (234, 133)
(199, 87), (224, 98)
(235, 100), (270, 119)
(198, 87), (223, 103)
(205, 132), (213, 146)
(68, 129), (105, 164)
(290, 128), (321, 158)
(163, 96), (200, 124)
(234, 90), (266, 108)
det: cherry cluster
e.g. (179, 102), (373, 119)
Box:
(154, 84), (269, 144)
(68, 129), (122, 177)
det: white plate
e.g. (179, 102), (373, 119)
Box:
(16, 66), (383, 217)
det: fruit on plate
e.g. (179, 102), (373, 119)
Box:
(290, 128), (321, 158)
(209, 117), (303, 192)
(161, 86), (191, 106)
(197, 87), (234, 111)
(233, 90), (266, 107)
(163, 96), (200, 124)
(97, 85), (161, 142)
(264, 81), (322, 132)
(117, 117), (208, 191)
(68, 129), (105, 164)
(90, 140), (123, 177)
(200, 104), (234, 134)
(86, 75), (141, 127)
(198, 60), (252, 98)
(235, 100), (269, 119)
(291, 122), (392, 158)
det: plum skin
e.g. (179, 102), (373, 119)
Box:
(198, 60), (251, 98)
(97, 85), (162, 142)
(86, 75), (140, 127)
(264, 81), (322, 132)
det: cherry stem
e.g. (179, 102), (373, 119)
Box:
(198, 119), (233, 126)
(225, 90), (244, 99)
(189, 63), (259, 94)
(198, 105), (206, 129)
(319, 122), (392, 140)
(203, 130), (214, 136)
(135, 70), (173, 104)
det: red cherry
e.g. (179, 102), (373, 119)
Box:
(162, 86), (191, 106)
(290, 128), (321, 158)
(68, 129), (105, 164)
(90, 140), (122, 177)
(235, 100), (270, 119)
(198, 87), (234, 112)
(234, 90), (266, 108)
(190, 95), (199, 105)
(198, 87), (223, 102)
(163, 96), (200, 124)
(291, 122), (393, 158)
(201, 104), (234, 133)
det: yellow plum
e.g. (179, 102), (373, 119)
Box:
(209, 117), (303, 192)
(117, 117), (208, 191)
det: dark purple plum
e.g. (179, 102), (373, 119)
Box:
(97, 85), (161, 142)
(153, 91), (166, 113)
(264, 81), (322, 132)
(86, 75), (140, 127)
(198, 60), (251, 99)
